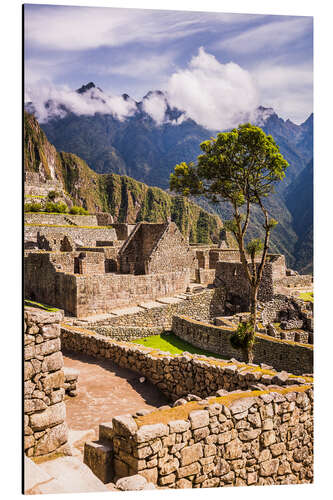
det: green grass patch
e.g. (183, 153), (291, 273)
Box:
(299, 292), (314, 303)
(25, 195), (46, 199)
(131, 332), (227, 359)
(24, 299), (60, 312)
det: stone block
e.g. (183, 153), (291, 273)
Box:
(224, 439), (243, 460)
(260, 458), (279, 476)
(24, 399), (47, 413)
(30, 402), (66, 431)
(35, 338), (61, 357)
(136, 423), (169, 443)
(168, 420), (190, 433)
(42, 370), (64, 390)
(177, 461), (201, 478)
(175, 478), (192, 488)
(189, 410), (209, 429)
(260, 430), (276, 447)
(138, 467), (158, 484)
(180, 443), (203, 467)
(34, 422), (68, 456)
(229, 397), (257, 415)
(113, 415), (138, 436)
(83, 441), (113, 483)
(40, 324), (60, 339)
(116, 474), (147, 491)
(41, 352), (63, 373)
(159, 458), (179, 475)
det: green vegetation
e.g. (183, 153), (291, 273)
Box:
(69, 205), (89, 215)
(45, 201), (68, 213)
(299, 292), (314, 303)
(170, 123), (288, 363)
(24, 111), (222, 244)
(47, 190), (59, 200)
(24, 299), (60, 312)
(24, 202), (43, 212)
(131, 332), (227, 359)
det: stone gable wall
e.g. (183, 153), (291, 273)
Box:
(103, 386), (313, 487)
(148, 223), (196, 274)
(24, 307), (68, 457)
(172, 316), (313, 375)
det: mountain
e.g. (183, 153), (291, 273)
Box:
(24, 111), (222, 245)
(285, 158), (313, 274)
(25, 83), (313, 270)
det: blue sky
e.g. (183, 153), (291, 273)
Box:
(24, 4), (313, 125)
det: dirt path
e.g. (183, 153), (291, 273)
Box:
(62, 349), (168, 436)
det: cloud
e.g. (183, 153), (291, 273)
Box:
(142, 93), (168, 125)
(252, 63), (313, 123)
(216, 17), (313, 55)
(25, 5), (210, 52)
(166, 48), (259, 130)
(25, 82), (137, 123)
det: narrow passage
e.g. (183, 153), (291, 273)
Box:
(63, 349), (168, 435)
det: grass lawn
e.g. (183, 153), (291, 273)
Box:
(131, 332), (227, 359)
(299, 292), (314, 303)
(24, 299), (60, 313)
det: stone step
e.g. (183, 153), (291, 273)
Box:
(110, 306), (145, 316)
(99, 421), (114, 443)
(67, 428), (96, 456)
(84, 440), (113, 483)
(139, 300), (164, 310)
(25, 455), (109, 494)
(156, 296), (183, 305)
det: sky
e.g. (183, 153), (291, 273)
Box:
(24, 4), (313, 127)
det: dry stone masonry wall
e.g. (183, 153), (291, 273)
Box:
(89, 385), (313, 488)
(24, 307), (68, 457)
(60, 325), (312, 403)
(172, 316), (313, 376)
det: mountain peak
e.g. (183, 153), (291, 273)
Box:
(76, 82), (99, 94)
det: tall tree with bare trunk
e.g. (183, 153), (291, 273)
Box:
(170, 123), (288, 363)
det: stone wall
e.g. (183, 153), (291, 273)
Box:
(25, 225), (117, 248)
(275, 275), (313, 289)
(92, 385), (313, 487)
(60, 325), (311, 403)
(25, 213), (99, 227)
(25, 253), (78, 315)
(215, 261), (275, 311)
(75, 270), (191, 317)
(172, 316), (313, 376)
(25, 251), (194, 317)
(93, 325), (165, 341)
(85, 289), (226, 329)
(147, 223), (195, 275)
(24, 307), (68, 457)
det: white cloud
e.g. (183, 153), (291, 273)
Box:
(142, 93), (168, 125)
(25, 6), (209, 51)
(252, 63), (313, 123)
(166, 48), (259, 130)
(25, 82), (137, 123)
(216, 17), (312, 55)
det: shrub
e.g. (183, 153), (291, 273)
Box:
(45, 201), (68, 213)
(24, 202), (43, 212)
(69, 205), (89, 215)
(47, 190), (59, 201)
(230, 321), (256, 350)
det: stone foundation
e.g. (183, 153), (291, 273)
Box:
(24, 307), (68, 457)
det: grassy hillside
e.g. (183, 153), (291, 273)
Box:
(24, 111), (222, 244)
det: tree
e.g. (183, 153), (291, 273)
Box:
(170, 123), (288, 362)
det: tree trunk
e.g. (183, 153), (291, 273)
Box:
(245, 285), (258, 363)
